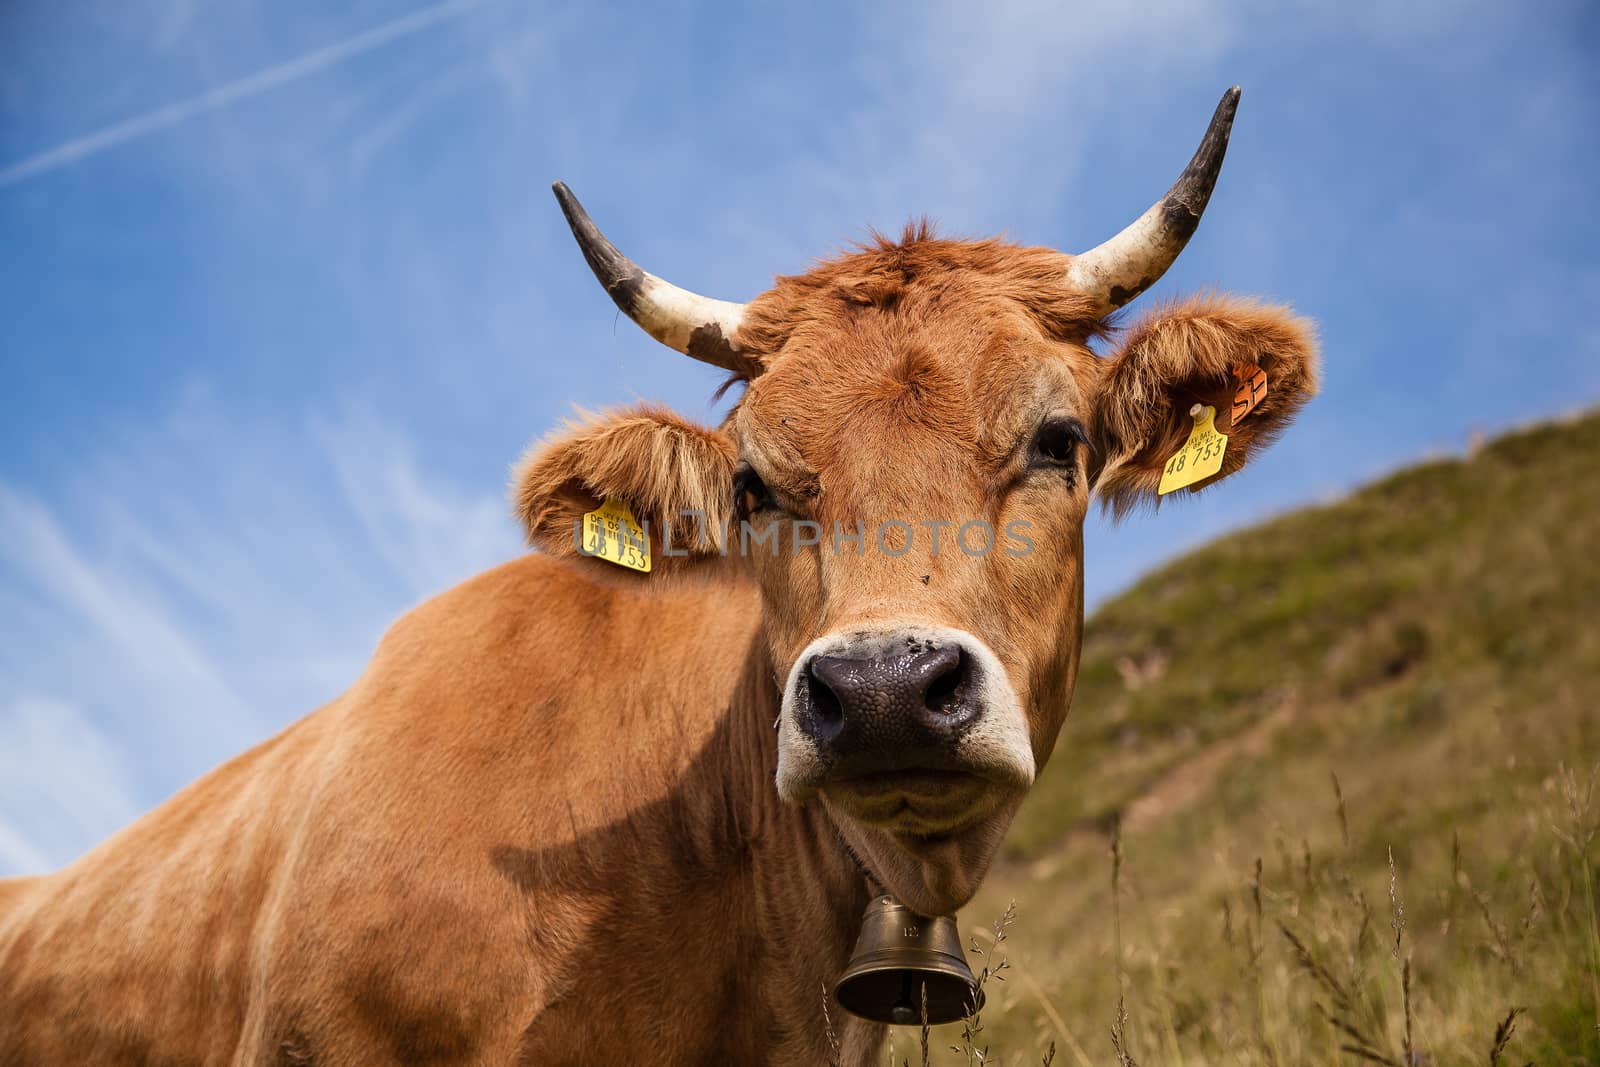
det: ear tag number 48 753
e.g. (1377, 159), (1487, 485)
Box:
(581, 499), (652, 572)
(1157, 404), (1227, 496)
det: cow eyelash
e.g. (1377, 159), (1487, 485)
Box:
(733, 466), (776, 519)
(1029, 417), (1087, 469)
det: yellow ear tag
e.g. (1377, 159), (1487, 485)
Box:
(1157, 404), (1227, 496)
(581, 499), (651, 572)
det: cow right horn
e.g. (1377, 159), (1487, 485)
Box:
(552, 182), (755, 375)
(1063, 86), (1241, 316)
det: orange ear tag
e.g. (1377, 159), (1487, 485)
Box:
(1157, 405), (1227, 496)
(581, 499), (652, 572)
(1231, 363), (1268, 425)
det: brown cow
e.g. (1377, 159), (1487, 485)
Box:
(0, 88), (1316, 1065)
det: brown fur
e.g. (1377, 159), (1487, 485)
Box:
(0, 228), (1317, 1065)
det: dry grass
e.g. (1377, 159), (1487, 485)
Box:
(883, 759), (1599, 1065)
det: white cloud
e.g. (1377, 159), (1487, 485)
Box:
(0, 697), (141, 873)
(0, 824), (51, 878)
(0, 483), (256, 750)
(0, 396), (519, 875)
(798, 0), (1238, 231)
(0, 0), (488, 189)
(315, 406), (514, 598)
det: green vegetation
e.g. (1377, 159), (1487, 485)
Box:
(898, 411), (1600, 1065)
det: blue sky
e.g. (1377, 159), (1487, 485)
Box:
(1, 0), (1596, 875)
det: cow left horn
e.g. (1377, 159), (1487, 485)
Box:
(1064, 86), (1241, 315)
(552, 182), (753, 374)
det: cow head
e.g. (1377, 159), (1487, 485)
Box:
(517, 89), (1318, 915)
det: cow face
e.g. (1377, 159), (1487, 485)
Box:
(518, 90), (1319, 914)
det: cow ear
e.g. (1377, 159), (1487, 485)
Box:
(1090, 295), (1319, 516)
(512, 405), (737, 577)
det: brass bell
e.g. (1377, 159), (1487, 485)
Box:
(834, 895), (982, 1025)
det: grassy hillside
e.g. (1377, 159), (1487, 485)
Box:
(899, 412), (1600, 1065)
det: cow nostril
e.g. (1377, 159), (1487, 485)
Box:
(923, 647), (970, 715)
(806, 661), (845, 725)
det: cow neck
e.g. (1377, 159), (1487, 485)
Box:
(720, 622), (875, 940)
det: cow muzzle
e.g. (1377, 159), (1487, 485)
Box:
(775, 626), (1035, 827)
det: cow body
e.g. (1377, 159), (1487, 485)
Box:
(0, 555), (882, 1065)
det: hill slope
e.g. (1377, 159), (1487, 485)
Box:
(922, 412), (1600, 1065)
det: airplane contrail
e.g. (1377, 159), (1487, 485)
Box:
(0, 0), (486, 190)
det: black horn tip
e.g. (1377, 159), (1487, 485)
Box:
(551, 181), (594, 239)
(1163, 86), (1243, 226)
(1200, 86), (1242, 157)
(549, 181), (647, 313)
(1209, 86), (1242, 137)
(551, 180), (581, 221)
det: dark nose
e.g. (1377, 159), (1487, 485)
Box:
(799, 642), (979, 766)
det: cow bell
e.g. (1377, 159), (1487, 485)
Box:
(833, 895), (981, 1026)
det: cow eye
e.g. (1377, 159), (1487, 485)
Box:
(1031, 418), (1085, 468)
(734, 466), (775, 518)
